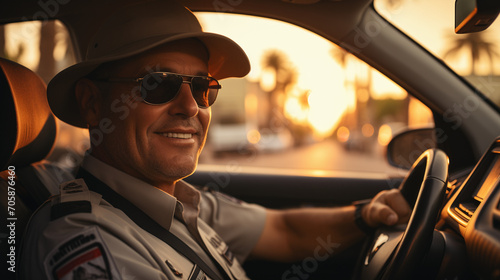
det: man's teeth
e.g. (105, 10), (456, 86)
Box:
(161, 132), (193, 139)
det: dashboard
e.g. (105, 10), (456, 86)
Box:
(444, 137), (500, 278)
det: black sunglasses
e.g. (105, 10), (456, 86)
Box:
(96, 72), (221, 108)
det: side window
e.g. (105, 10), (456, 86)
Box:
(1, 15), (434, 175)
(196, 13), (433, 175)
(1, 20), (87, 169)
(375, 0), (500, 109)
(1, 20), (75, 83)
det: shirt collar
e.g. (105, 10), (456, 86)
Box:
(81, 154), (201, 230)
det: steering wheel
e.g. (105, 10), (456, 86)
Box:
(353, 149), (449, 280)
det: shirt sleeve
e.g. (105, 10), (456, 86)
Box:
(198, 190), (267, 264)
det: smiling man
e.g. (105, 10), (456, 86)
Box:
(19, 1), (410, 279)
(79, 40), (212, 195)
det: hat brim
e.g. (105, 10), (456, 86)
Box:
(48, 32), (250, 128)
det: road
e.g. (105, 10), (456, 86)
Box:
(200, 139), (404, 176)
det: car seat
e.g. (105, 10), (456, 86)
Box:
(0, 57), (74, 279)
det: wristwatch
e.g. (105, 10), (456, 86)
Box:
(353, 199), (375, 235)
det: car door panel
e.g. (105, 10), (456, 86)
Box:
(186, 170), (403, 209)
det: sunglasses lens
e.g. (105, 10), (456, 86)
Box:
(191, 77), (218, 108)
(140, 73), (219, 107)
(141, 73), (182, 104)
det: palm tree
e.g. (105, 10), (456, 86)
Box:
(444, 32), (500, 75)
(261, 49), (297, 129)
(330, 47), (375, 131)
(37, 21), (57, 83)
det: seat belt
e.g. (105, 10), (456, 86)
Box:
(77, 169), (230, 280)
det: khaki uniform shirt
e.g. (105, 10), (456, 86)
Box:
(19, 156), (267, 279)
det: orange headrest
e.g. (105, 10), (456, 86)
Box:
(0, 58), (56, 169)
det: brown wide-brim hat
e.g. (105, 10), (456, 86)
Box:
(48, 0), (250, 128)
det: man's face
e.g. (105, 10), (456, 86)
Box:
(89, 40), (211, 188)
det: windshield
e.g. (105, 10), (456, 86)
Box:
(375, 0), (500, 109)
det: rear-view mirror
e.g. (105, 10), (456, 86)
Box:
(455, 0), (500, 33)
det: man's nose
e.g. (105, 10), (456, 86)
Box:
(167, 83), (199, 117)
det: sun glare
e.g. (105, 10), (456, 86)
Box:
(284, 95), (308, 124)
(307, 88), (348, 137)
(197, 12), (353, 137)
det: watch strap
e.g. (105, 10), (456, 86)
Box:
(353, 199), (375, 235)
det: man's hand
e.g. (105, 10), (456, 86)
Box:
(362, 189), (411, 227)
(251, 189), (412, 262)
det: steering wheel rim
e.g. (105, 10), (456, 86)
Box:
(353, 149), (448, 280)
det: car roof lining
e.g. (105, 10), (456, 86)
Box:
(0, 0), (371, 61)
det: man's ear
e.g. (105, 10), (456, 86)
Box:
(75, 78), (104, 127)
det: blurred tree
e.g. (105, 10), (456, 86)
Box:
(444, 32), (500, 75)
(0, 25), (25, 62)
(331, 45), (410, 151)
(372, 98), (407, 125)
(331, 46), (356, 124)
(330, 47), (373, 135)
(37, 21), (57, 83)
(261, 49), (297, 130)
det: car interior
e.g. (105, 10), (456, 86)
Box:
(1, 0), (500, 279)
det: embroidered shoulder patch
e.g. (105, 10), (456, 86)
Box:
(44, 227), (120, 280)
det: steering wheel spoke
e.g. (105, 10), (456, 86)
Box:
(353, 149), (448, 280)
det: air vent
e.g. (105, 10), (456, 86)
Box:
(452, 200), (480, 224)
(448, 138), (500, 227)
(460, 202), (478, 218)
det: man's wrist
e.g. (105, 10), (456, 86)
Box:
(353, 199), (375, 235)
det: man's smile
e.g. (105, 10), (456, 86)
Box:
(159, 132), (194, 139)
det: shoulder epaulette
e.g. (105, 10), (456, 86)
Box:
(50, 179), (92, 221)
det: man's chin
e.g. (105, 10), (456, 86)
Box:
(161, 163), (197, 180)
